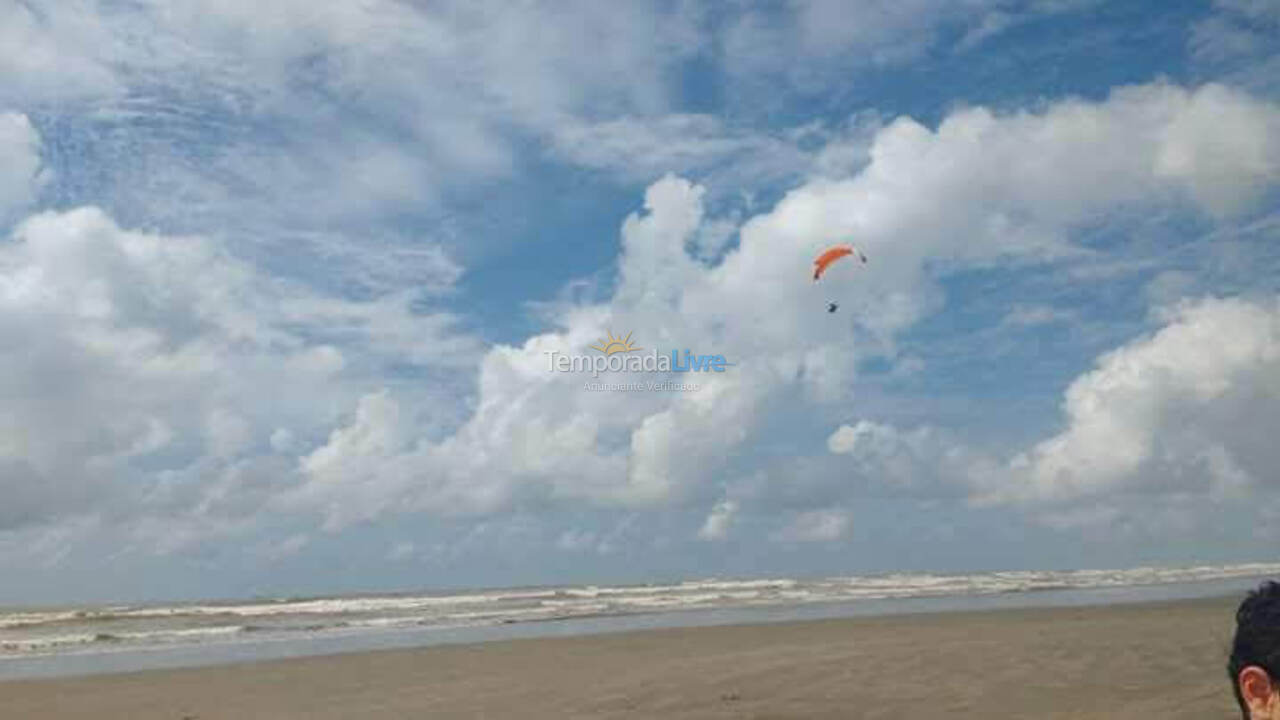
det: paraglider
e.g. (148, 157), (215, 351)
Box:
(811, 243), (866, 281)
(812, 243), (866, 313)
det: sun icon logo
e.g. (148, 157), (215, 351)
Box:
(590, 330), (642, 355)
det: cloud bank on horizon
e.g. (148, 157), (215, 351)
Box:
(0, 0), (1278, 603)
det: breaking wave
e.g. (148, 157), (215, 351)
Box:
(3, 562), (1276, 658)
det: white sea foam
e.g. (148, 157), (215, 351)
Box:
(2, 562), (1277, 659)
(0, 625), (248, 655)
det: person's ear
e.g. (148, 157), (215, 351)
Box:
(1239, 666), (1277, 716)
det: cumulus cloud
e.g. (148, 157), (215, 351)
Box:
(285, 80), (1280, 532)
(982, 296), (1280, 506)
(698, 499), (739, 541)
(824, 421), (982, 501)
(1152, 85), (1280, 215)
(288, 177), (762, 525)
(4, 75), (1279, 562)
(827, 421), (951, 488)
(4, 1), (1280, 603)
(0, 206), (477, 536)
(823, 296), (1280, 536)
(0, 113), (44, 224)
(772, 508), (851, 543)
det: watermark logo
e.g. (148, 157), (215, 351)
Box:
(544, 330), (735, 379)
(590, 330), (641, 356)
(584, 380), (703, 393)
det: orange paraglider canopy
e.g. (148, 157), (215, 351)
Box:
(812, 243), (866, 281)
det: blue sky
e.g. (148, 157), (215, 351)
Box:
(0, 0), (1278, 605)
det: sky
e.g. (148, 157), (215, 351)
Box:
(0, 0), (1278, 605)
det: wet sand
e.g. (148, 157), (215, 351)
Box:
(0, 595), (1243, 719)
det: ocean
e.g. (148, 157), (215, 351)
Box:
(2, 562), (1276, 680)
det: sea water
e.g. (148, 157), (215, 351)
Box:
(1, 562), (1276, 680)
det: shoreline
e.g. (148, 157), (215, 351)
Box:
(0, 594), (1247, 719)
(0, 574), (1266, 683)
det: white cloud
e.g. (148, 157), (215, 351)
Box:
(15, 2), (1269, 307)
(1213, 0), (1280, 19)
(698, 499), (739, 541)
(980, 296), (1280, 506)
(957, 10), (1017, 50)
(260, 533), (310, 562)
(1190, 0), (1280, 94)
(1152, 84), (1280, 215)
(0, 0), (716, 302)
(817, 297), (1280, 539)
(807, 113), (883, 180)
(293, 391), (422, 530)
(549, 114), (810, 188)
(387, 541), (417, 561)
(772, 508), (850, 543)
(0, 113), (44, 224)
(288, 178), (758, 524)
(0, 205), (477, 536)
(555, 529), (605, 554)
(827, 421), (978, 495)
(0, 0), (1149, 264)
(2, 3), (1278, 597)
(8, 1), (697, 181)
(286, 81), (1280, 531)
(4, 73), (1278, 559)
(826, 424), (866, 454)
(721, 0), (1105, 83)
(723, 0), (970, 77)
(0, 2), (121, 105)
(1001, 304), (1077, 328)
(956, 0), (1106, 51)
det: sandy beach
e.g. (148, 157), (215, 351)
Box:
(0, 596), (1244, 719)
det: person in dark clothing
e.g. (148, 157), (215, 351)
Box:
(1230, 581), (1280, 719)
